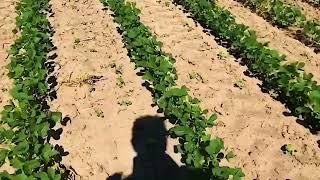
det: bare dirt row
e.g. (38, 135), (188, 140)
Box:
(0, 0), (16, 173)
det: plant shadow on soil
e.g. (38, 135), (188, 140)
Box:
(106, 115), (208, 180)
(172, 0), (320, 134)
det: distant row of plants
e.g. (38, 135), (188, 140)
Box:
(174, 0), (320, 131)
(0, 0), (63, 179)
(101, 0), (245, 179)
(236, 0), (320, 52)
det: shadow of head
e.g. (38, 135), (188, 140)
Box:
(131, 116), (167, 158)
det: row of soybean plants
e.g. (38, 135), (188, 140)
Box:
(100, 0), (245, 179)
(175, 0), (320, 130)
(0, 0), (63, 179)
(236, 0), (320, 52)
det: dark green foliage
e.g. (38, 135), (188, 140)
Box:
(0, 0), (63, 178)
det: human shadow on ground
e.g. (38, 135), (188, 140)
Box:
(106, 116), (208, 180)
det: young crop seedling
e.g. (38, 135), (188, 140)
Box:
(116, 76), (125, 88)
(189, 71), (204, 83)
(217, 51), (228, 60)
(74, 38), (81, 44)
(234, 79), (246, 89)
(281, 144), (297, 155)
(94, 108), (105, 118)
(118, 100), (133, 106)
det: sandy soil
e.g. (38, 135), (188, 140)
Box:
(0, 0), (17, 174)
(49, 0), (180, 179)
(128, 0), (320, 179)
(217, 0), (320, 83)
(0, 0), (15, 113)
(285, 0), (320, 20)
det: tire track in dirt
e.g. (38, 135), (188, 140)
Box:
(129, 0), (320, 179)
(0, 0), (17, 174)
(217, 0), (320, 83)
(49, 0), (180, 179)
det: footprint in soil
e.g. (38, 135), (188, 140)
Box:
(106, 116), (207, 180)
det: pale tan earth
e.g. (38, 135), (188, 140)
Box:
(216, 0), (320, 83)
(0, 0), (16, 173)
(0, 0), (320, 179)
(0, 0), (15, 114)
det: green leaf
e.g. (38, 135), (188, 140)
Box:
(51, 112), (62, 123)
(23, 160), (41, 175)
(36, 172), (49, 180)
(170, 126), (194, 136)
(41, 144), (58, 163)
(48, 168), (61, 180)
(165, 87), (188, 97)
(11, 158), (24, 169)
(12, 141), (29, 155)
(0, 149), (8, 166)
(205, 138), (224, 155)
(226, 151), (235, 161)
(13, 65), (24, 78)
(12, 173), (28, 180)
(207, 113), (217, 127)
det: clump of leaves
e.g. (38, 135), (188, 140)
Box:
(281, 144), (297, 155)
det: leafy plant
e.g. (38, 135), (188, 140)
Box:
(116, 76), (125, 88)
(0, 0), (63, 178)
(94, 108), (105, 118)
(101, 0), (244, 179)
(234, 79), (246, 89)
(281, 144), (297, 155)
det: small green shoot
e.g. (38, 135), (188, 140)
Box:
(189, 71), (204, 82)
(281, 144), (297, 155)
(74, 38), (81, 44)
(94, 108), (104, 118)
(217, 51), (228, 60)
(226, 151), (236, 162)
(116, 76), (125, 88)
(118, 100), (132, 106)
(234, 79), (246, 89)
